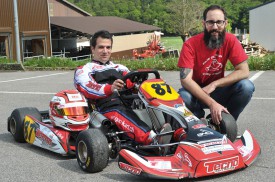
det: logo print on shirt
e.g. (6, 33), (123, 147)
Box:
(203, 53), (223, 76)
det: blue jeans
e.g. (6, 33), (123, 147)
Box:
(178, 79), (255, 120)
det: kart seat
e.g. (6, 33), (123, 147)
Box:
(133, 108), (166, 132)
(133, 109), (152, 129)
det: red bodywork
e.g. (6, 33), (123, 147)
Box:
(118, 130), (260, 180)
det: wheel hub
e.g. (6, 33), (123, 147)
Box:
(10, 118), (16, 135)
(77, 140), (88, 163)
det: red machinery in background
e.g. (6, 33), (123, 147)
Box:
(133, 32), (166, 59)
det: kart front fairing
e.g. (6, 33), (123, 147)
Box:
(118, 130), (260, 180)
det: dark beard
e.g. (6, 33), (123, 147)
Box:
(204, 29), (226, 49)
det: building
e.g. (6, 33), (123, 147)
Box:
(0, 0), (51, 61)
(50, 16), (161, 59)
(249, 0), (275, 51)
(0, 0), (161, 62)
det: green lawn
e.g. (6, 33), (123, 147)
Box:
(161, 36), (183, 51)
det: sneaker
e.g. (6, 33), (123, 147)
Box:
(145, 130), (157, 145)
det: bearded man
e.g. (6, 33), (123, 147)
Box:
(177, 5), (254, 124)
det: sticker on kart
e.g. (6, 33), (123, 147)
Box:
(24, 116), (38, 144)
(141, 81), (179, 101)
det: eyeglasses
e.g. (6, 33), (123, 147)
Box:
(205, 20), (225, 27)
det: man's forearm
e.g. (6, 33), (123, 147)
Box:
(181, 78), (216, 107)
(212, 61), (249, 88)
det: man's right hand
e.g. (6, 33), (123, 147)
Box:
(111, 79), (125, 92)
(209, 101), (229, 125)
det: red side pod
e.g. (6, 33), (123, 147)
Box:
(28, 115), (71, 154)
(51, 128), (71, 153)
(233, 130), (261, 166)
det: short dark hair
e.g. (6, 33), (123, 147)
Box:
(90, 30), (113, 48)
(203, 5), (227, 20)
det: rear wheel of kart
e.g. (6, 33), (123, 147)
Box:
(208, 112), (237, 142)
(9, 107), (41, 143)
(76, 129), (109, 173)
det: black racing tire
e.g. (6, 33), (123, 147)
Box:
(208, 112), (237, 142)
(76, 128), (109, 173)
(8, 107), (42, 143)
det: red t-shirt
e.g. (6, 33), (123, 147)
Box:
(177, 33), (248, 87)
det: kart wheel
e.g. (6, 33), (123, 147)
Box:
(208, 112), (237, 142)
(8, 107), (41, 143)
(76, 128), (109, 173)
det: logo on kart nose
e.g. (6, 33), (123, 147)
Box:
(119, 162), (142, 175)
(204, 156), (239, 173)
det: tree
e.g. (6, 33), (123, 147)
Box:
(167, 0), (205, 41)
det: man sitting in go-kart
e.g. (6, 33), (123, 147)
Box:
(74, 30), (184, 145)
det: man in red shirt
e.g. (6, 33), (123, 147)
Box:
(178, 5), (254, 124)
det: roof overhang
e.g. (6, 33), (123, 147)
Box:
(50, 16), (161, 38)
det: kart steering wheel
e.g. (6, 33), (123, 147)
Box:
(121, 69), (160, 89)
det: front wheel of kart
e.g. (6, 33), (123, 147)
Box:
(76, 128), (109, 173)
(8, 107), (41, 143)
(208, 112), (237, 142)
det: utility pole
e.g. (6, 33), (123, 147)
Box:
(13, 0), (21, 63)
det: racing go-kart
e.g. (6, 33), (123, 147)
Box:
(7, 69), (261, 180)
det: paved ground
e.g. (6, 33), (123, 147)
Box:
(0, 70), (274, 182)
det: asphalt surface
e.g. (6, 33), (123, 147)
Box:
(0, 70), (274, 182)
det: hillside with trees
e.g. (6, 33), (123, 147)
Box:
(68, 0), (272, 40)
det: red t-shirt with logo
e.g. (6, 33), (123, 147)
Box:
(177, 33), (248, 87)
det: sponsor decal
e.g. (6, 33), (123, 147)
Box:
(111, 116), (134, 133)
(201, 144), (234, 154)
(36, 129), (53, 146)
(197, 129), (214, 137)
(192, 124), (207, 129)
(119, 162), (142, 175)
(201, 141), (223, 147)
(177, 152), (192, 167)
(183, 109), (193, 116)
(148, 160), (172, 170)
(67, 93), (82, 101)
(185, 116), (196, 123)
(86, 81), (102, 91)
(174, 104), (183, 108)
(52, 96), (61, 102)
(204, 156), (239, 173)
(54, 130), (65, 140)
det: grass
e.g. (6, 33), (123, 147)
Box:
(2, 53), (275, 71)
(1, 36), (275, 71)
(161, 36), (183, 51)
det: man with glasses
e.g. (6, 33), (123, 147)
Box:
(177, 5), (254, 124)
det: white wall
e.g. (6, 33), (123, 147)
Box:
(112, 33), (154, 53)
(249, 1), (275, 51)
